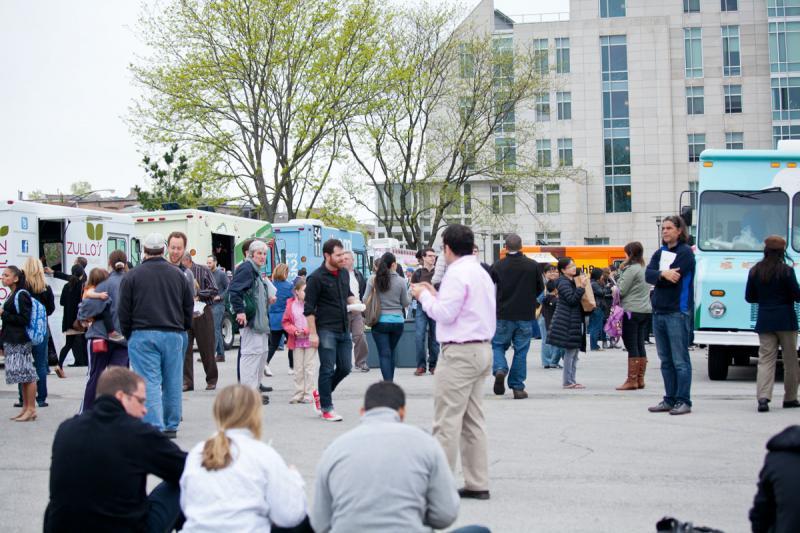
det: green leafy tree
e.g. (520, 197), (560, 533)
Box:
(130, 0), (384, 221)
(311, 189), (359, 231)
(136, 144), (227, 210)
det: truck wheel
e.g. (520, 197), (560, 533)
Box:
(708, 346), (729, 381)
(222, 315), (235, 350)
(733, 354), (750, 367)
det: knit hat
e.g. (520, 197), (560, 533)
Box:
(764, 235), (786, 251)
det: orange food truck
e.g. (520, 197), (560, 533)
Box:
(500, 245), (626, 271)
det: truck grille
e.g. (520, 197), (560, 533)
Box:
(750, 304), (758, 325)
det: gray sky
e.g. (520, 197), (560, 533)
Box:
(0, 0), (568, 201)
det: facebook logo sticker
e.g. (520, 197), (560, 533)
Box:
(21, 240), (29, 254)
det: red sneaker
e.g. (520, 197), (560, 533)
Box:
(311, 390), (321, 416)
(321, 411), (343, 422)
(414, 367), (426, 376)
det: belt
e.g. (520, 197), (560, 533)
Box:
(442, 339), (490, 345)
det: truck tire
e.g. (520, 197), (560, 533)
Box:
(222, 315), (235, 350)
(733, 353), (750, 367)
(708, 346), (729, 381)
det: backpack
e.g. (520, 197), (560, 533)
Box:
(604, 289), (625, 340)
(14, 289), (48, 345)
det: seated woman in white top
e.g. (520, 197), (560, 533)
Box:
(180, 385), (309, 532)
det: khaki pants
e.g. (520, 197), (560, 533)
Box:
(433, 341), (492, 491)
(239, 327), (269, 391)
(291, 346), (319, 402)
(757, 331), (799, 402)
(350, 312), (368, 369)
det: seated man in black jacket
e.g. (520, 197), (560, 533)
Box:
(44, 367), (187, 533)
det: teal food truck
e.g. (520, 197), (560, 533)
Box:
(686, 140), (800, 380)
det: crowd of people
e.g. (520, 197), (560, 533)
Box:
(2, 216), (800, 532)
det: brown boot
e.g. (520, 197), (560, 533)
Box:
(616, 358), (639, 390)
(637, 357), (647, 389)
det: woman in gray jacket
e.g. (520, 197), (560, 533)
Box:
(614, 241), (653, 390)
(365, 253), (410, 381)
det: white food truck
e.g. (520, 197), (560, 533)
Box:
(0, 200), (136, 357)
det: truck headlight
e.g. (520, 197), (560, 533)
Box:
(708, 301), (726, 318)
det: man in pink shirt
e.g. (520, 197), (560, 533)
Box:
(411, 224), (496, 501)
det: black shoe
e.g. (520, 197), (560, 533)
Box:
(261, 395), (270, 405)
(13, 401), (22, 408)
(758, 399), (770, 412)
(37, 402), (49, 408)
(259, 385), (273, 393)
(783, 400), (800, 408)
(163, 430), (178, 439)
(458, 488), (490, 500)
(493, 370), (507, 396)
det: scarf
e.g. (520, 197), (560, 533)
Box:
(247, 258), (270, 334)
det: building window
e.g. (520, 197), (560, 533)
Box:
(600, 0), (626, 17)
(768, 0), (800, 17)
(557, 91), (572, 120)
(772, 77), (800, 120)
(585, 237), (610, 245)
(605, 176), (631, 213)
(556, 38), (570, 74)
(533, 39), (548, 75)
(688, 133), (706, 162)
(490, 185), (516, 215)
(604, 137), (630, 179)
(769, 22), (800, 74)
(683, 0), (700, 13)
(724, 84), (742, 113)
(774, 125), (800, 148)
(535, 93), (551, 121)
(459, 43), (474, 78)
(536, 139), (552, 167)
(601, 35), (631, 214)
(492, 233), (509, 262)
(535, 232), (561, 245)
(725, 132), (744, 150)
(495, 137), (516, 173)
(535, 184), (560, 213)
(686, 86), (704, 115)
(684, 28), (703, 79)
(722, 26), (741, 76)
(721, 0), (737, 11)
(496, 100), (515, 134)
(459, 141), (477, 171)
(557, 138), (573, 167)
(443, 184), (472, 226)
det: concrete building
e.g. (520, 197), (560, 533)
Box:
(375, 0), (798, 261)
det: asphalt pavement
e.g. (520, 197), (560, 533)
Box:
(0, 341), (795, 532)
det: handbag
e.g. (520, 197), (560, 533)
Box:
(71, 319), (87, 334)
(604, 290), (624, 339)
(91, 338), (109, 354)
(580, 280), (596, 313)
(364, 285), (382, 327)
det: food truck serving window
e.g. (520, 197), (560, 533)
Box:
(698, 190), (788, 251)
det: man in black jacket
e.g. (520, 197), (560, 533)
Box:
(118, 233), (194, 436)
(44, 367), (186, 533)
(750, 425), (800, 533)
(490, 234), (542, 399)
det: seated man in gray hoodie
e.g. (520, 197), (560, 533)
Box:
(310, 382), (490, 533)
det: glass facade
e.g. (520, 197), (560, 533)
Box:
(556, 38), (570, 74)
(684, 28), (703, 78)
(601, 35), (631, 213)
(686, 86), (704, 115)
(722, 25), (741, 76)
(772, 77), (800, 120)
(724, 84), (743, 113)
(769, 22), (800, 73)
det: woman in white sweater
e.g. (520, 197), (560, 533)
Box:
(180, 385), (310, 532)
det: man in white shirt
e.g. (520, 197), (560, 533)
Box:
(342, 251), (368, 372)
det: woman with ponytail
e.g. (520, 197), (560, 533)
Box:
(180, 385), (310, 532)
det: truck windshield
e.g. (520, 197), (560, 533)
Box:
(698, 190), (788, 251)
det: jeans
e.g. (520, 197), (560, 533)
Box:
(588, 308), (605, 350)
(562, 348), (579, 386)
(211, 303), (225, 356)
(81, 340), (129, 412)
(372, 321), (404, 381)
(317, 329), (352, 412)
(33, 328), (49, 404)
(491, 319), (532, 391)
(145, 481), (184, 533)
(652, 312), (693, 406)
(538, 316), (552, 367)
(621, 311), (651, 358)
(414, 308), (439, 369)
(129, 329), (187, 431)
(530, 316), (541, 339)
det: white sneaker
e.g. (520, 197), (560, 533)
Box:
(287, 368), (295, 375)
(264, 366), (273, 377)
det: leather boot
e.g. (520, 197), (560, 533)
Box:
(616, 358), (639, 390)
(637, 357), (647, 389)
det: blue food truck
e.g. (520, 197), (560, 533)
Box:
(685, 140), (800, 380)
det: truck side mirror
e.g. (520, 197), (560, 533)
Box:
(680, 205), (693, 228)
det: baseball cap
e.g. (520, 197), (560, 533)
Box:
(142, 232), (166, 251)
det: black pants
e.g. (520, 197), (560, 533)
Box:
(58, 335), (80, 368)
(622, 312), (651, 358)
(267, 329), (293, 368)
